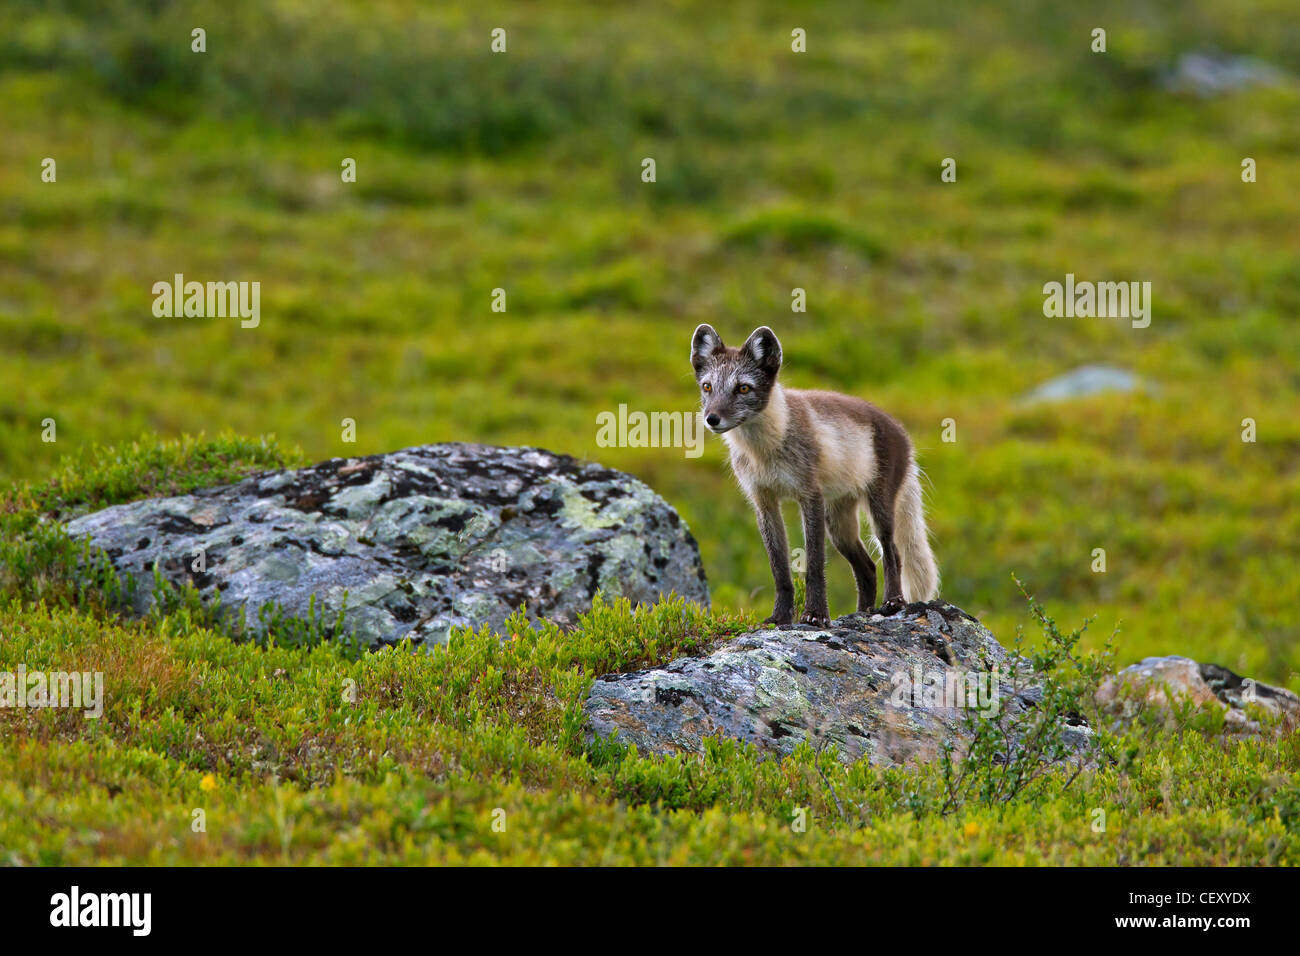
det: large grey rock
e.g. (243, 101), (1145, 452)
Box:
(64, 443), (709, 649)
(585, 601), (1092, 767)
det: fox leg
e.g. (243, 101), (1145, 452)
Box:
(826, 497), (877, 612)
(754, 491), (795, 626)
(866, 489), (905, 612)
(798, 492), (830, 626)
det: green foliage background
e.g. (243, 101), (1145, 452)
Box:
(1, 0), (1298, 864)
(4, 0), (1299, 678)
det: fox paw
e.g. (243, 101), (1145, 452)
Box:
(764, 612), (794, 627)
(800, 610), (831, 627)
(877, 598), (907, 615)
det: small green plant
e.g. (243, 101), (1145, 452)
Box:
(928, 576), (1118, 817)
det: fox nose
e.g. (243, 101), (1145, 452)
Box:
(705, 414), (720, 429)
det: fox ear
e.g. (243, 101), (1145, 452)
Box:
(691, 324), (725, 373)
(742, 326), (782, 375)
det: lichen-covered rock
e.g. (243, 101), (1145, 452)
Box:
(1096, 656), (1300, 734)
(64, 443), (709, 649)
(585, 601), (1091, 767)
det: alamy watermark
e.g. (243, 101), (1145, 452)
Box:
(595, 405), (705, 458)
(890, 664), (1004, 718)
(0, 666), (104, 718)
(152, 273), (260, 328)
(50, 886), (150, 936)
(1043, 273), (1151, 328)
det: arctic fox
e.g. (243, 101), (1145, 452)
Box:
(690, 324), (939, 626)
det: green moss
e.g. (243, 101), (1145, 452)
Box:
(0, 584), (1296, 864)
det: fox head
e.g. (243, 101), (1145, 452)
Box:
(689, 324), (783, 433)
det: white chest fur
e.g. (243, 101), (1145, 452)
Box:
(723, 386), (798, 497)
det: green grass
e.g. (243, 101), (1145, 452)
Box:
(1, 433), (1296, 865)
(2, 0), (1299, 863)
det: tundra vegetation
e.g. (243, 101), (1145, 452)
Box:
(1, 0), (1298, 863)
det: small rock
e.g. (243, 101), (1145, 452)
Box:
(1096, 655), (1299, 734)
(1164, 52), (1288, 98)
(1023, 365), (1141, 403)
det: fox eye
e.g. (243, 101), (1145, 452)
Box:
(702, 383), (712, 392)
(738, 384), (751, 394)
